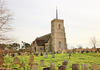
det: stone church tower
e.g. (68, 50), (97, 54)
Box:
(51, 8), (67, 52)
(32, 7), (67, 53)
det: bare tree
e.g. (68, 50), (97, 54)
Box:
(0, 0), (13, 43)
(90, 37), (97, 48)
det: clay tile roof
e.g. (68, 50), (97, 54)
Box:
(35, 33), (51, 46)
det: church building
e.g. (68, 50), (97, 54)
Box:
(31, 8), (67, 53)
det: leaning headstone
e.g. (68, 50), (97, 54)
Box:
(43, 67), (51, 70)
(41, 60), (44, 67)
(0, 56), (4, 66)
(31, 63), (38, 70)
(72, 64), (80, 70)
(45, 54), (48, 58)
(29, 55), (34, 65)
(93, 64), (99, 70)
(82, 64), (89, 70)
(62, 60), (68, 68)
(58, 65), (66, 70)
(52, 54), (55, 58)
(14, 57), (20, 64)
(50, 63), (56, 70)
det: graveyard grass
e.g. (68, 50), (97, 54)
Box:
(4, 52), (100, 70)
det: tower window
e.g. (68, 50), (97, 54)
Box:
(58, 42), (61, 48)
(59, 24), (61, 29)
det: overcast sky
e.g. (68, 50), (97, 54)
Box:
(5, 0), (100, 49)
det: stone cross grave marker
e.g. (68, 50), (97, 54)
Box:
(14, 57), (20, 64)
(72, 64), (80, 70)
(82, 64), (89, 70)
(93, 64), (99, 70)
(0, 56), (4, 66)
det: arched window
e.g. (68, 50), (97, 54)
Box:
(59, 24), (60, 29)
(58, 42), (61, 48)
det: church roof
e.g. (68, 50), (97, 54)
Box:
(33, 33), (51, 46)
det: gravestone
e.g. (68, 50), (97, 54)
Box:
(82, 64), (89, 70)
(73, 49), (76, 54)
(6, 53), (9, 57)
(40, 53), (43, 56)
(29, 55), (34, 65)
(45, 54), (48, 58)
(0, 56), (4, 66)
(72, 64), (80, 70)
(14, 57), (20, 64)
(93, 64), (99, 70)
(52, 54), (55, 58)
(95, 51), (97, 53)
(20, 62), (25, 68)
(57, 51), (58, 54)
(69, 51), (71, 59)
(62, 60), (68, 68)
(49, 52), (51, 54)
(43, 67), (51, 70)
(11, 54), (15, 57)
(62, 51), (63, 54)
(36, 53), (38, 56)
(50, 63), (56, 70)
(81, 51), (84, 53)
(18, 52), (21, 55)
(91, 51), (93, 53)
(31, 63), (38, 70)
(41, 60), (44, 67)
(58, 65), (66, 70)
(86, 51), (89, 53)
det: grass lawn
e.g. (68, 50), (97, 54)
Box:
(3, 52), (100, 70)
